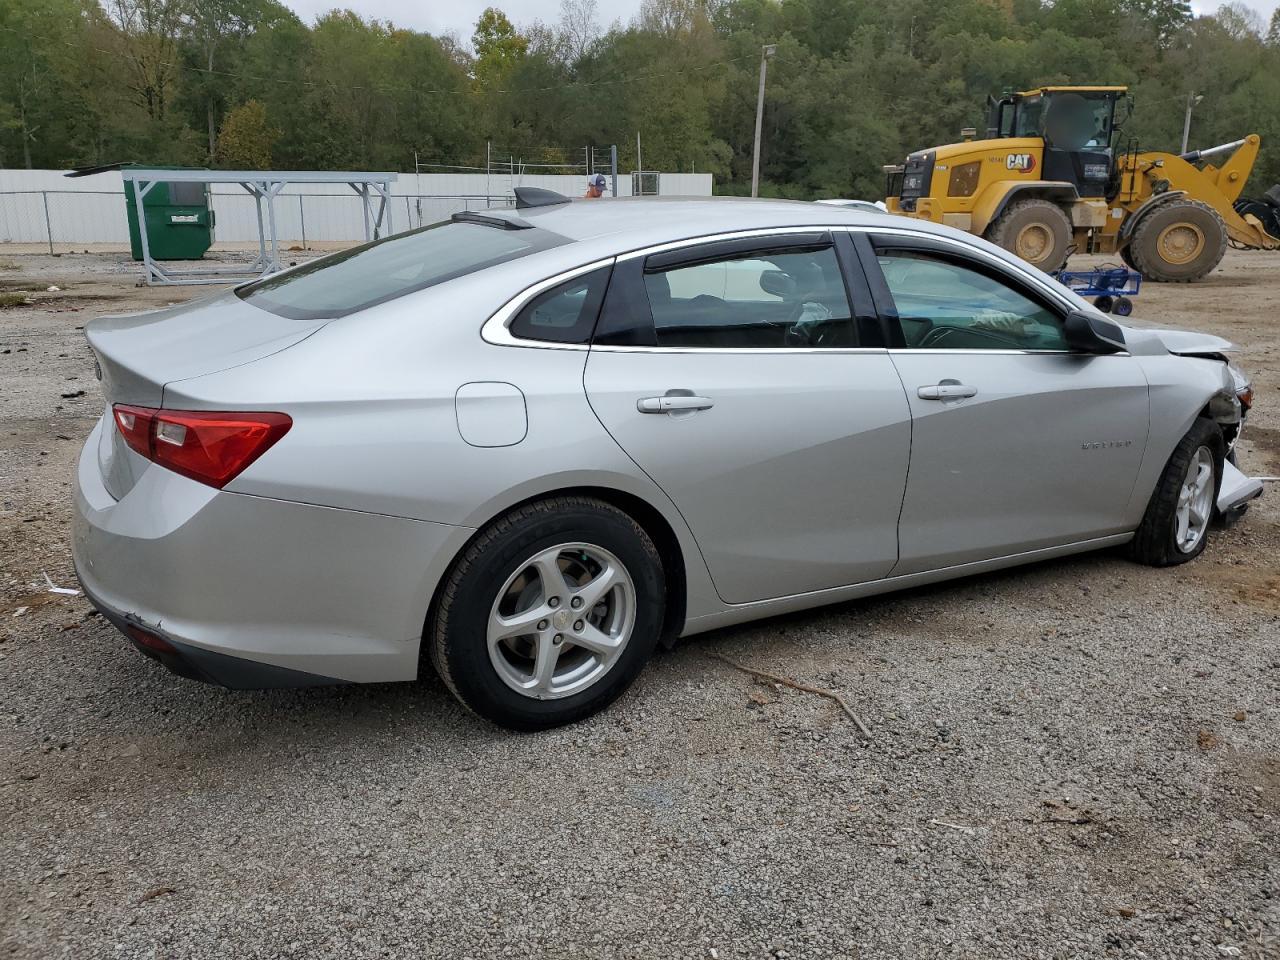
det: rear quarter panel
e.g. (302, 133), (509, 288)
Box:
(162, 263), (724, 627)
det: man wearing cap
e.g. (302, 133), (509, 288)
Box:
(585, 174), (607, 198)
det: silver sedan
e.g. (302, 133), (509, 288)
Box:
(73, 191), (1263, 729)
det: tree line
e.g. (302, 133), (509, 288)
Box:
(2, 0), (1279, 199)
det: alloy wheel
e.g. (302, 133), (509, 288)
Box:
(486, 542), (636, 700)
(1174, 446), (1214, 553)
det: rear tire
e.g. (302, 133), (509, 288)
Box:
(429, 496), (665, 731)
(1128, 418), (1223, 567)
(1128, 199), (1227, 282)
(986, 198), (1073, 272)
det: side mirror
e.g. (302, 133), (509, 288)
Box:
(1064, 309), (1127, 354)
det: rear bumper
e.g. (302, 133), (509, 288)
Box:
(72, 418), (473, 686)
(79, 572), (346, 688)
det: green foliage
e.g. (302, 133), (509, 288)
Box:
(215, 99), (277, 167)
(473, 7), (529, 86)
(0, 0), (1277, 199)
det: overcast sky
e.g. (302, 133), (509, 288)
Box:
(279, 0), (1276, 42)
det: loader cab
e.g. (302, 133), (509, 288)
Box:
(987, 86), (1126, 198)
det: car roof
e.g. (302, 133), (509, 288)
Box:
(449, 195), (1086, 310)
(481, 196), (915, 257)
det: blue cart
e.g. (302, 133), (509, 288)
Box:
(1054, 266), (1141, 316)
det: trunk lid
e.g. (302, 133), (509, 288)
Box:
(87, 293), (323, 499)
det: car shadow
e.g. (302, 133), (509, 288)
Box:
(69, 544), (1138, 755)
(671, 546), (1133, 657)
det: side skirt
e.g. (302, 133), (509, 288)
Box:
(679, 533), (1134, 637)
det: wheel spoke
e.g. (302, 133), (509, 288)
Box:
(488, 603), (550, 645)
(572, 622), (624, 658)
(574, 563), (621, 612)
(530, 635), (561, 692)
(531, 550), (572, 602)
(1175, 507), (1189, 546)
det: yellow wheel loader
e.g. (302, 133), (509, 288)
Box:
(883, 86), (1280, 281)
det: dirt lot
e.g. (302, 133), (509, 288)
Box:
(1, 248), (1278, 959)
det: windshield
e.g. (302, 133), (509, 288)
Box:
(239, 220), (567, 320)
(1044, 93), (1114, 150)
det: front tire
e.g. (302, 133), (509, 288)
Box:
(986, 198), (1073, 272)
(1128, 418), (1223, 567)
(429, 496), (665, 730)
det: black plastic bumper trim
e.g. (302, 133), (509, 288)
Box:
(75, 567), (349, 690)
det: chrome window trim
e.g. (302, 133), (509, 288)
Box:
(886, 348), (1131, 357)
(481, 223), (1087, 352)
(589, 345), (891, 355)
(859, 225), (1080, 313)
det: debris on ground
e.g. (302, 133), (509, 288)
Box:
(43, 571), (81, 596)
(711, 651), (872, 737)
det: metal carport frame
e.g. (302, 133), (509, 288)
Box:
(120, 169), (398, 286)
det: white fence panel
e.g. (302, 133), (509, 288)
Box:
(0, 169), (714, 249)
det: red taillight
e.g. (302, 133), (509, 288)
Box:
(113, 404), (291, 489)
(125, 623), (175, 654)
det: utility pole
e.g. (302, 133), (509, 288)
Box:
(1180, 92), (1203, 154)
(751, 44), (777, 199)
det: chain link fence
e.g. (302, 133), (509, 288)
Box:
(0, 189), (510, 255)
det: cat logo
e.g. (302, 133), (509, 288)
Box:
(1005, 153), (1037, 172)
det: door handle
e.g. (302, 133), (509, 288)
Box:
(637, 393), (714, 414)
(917, 381), (977, 401)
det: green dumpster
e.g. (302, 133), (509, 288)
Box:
(124, 176), (215, 261)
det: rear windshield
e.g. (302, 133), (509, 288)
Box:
(238, 220), (567, 320)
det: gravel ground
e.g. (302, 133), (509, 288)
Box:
(1, 248), (1278, 960)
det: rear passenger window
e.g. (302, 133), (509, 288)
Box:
(509, 266), (611, 344)
(644, 246), (855, 349)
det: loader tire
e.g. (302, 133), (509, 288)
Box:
(986, 199), (1073, 272)
(1128, 199), (1226, 282)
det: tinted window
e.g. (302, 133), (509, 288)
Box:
(509, 266), (611, 344)
(1013, 97), (1044, 138)
(643, 246), (855, 349)
(240, 221), (566, 320)
(877, 250), (1067, 351)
